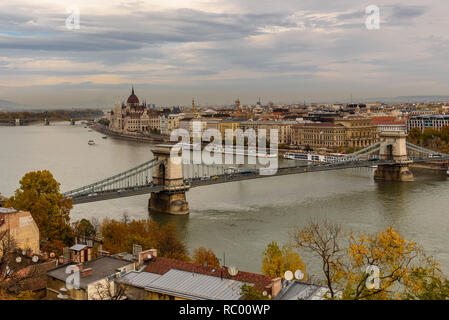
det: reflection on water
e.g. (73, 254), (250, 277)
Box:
(1, 123), (449, 275)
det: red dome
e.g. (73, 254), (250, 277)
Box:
(127, 86), (139, 104)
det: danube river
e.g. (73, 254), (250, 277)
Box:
(1, 122), (449, 275)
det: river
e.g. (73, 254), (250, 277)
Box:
(1, 122), (449, 276)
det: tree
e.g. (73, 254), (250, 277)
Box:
(73, 219), (97, 238)
(100, 219), (188, 260)
(157, 223), (189, 261)
(5, 170), (73, 245)
(337, 227), (439, 300)
(291, 220), (446, 300)
(407, 128), (422, 145)
(0, 231), (18, 281)
(91, 278), (128, 300)
(0, 232), (39, 296)
(290, 220), (344, 298)
(402, 266), (449, 300)
(261, 241), (306, 279)
(192, 247), (220, 268)
(240, 284), (269, 300)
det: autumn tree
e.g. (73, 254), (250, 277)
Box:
(290, 220), (344, 298)
(261, 241), (306, 279)
(291, 220), (447, 300)
(192, 247), (220, 268)
(402, 266), (449, 300)
(240, 284), (269, 300)
(337, 227), (441, 300)
(5, 170), (73, 245)
(100, 218), (188, 260)
(73, 218), (97, 238)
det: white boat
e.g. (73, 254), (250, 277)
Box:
(284, 152), (347, 163)
(88, 140), (95, 145)
(205, 145), (277, 158)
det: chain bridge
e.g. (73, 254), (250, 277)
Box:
(63, 130), (449, 214)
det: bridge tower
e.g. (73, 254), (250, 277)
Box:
(148, 144), (190, 215)
(374, 130), (414, 182)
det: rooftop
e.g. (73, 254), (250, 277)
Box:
(47, 256), (133, 289)
(120, 269), (247, 300)
(143, 256), (273, 292)
(0, 207), (17, 214)
(273, 280), (328, 300)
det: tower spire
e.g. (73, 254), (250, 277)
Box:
(132, 85), (134, 95)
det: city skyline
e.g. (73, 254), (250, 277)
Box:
(0, 0), (448, 108)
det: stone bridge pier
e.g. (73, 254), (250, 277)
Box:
(148, 144), (190, 215)
(374, 131), (414, 182)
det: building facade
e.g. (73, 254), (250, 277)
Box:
(407, 114), (449, 132)
(291, 117), (378, 150)
(108, 87), (162, 135)
(0, 208), (40, 254)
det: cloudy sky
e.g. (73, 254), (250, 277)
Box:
(0, 0), (448, 108)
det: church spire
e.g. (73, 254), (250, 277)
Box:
(132, 85), (135, 95)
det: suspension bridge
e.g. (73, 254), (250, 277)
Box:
(63, 130), (449, 214)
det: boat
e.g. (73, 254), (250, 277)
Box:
(284, 152), (347, 163)
(204, 145), (277, 158)
(88, 140), (95, 145)
(102, 136), (108, 139)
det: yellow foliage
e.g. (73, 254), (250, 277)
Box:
(261, 241), (306, 279)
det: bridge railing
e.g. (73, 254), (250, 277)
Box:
(63, 158), (162, 198)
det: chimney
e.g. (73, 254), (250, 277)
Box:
(80, 268), (93, 278)
(148, 248), (157, 257)
(138, 249), (157, 266)
(77, 263), (83, 271)
(270, 277), (282, 298)
(58, 256), (66, 265)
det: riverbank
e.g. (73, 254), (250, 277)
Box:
(90, 124), (170, 144)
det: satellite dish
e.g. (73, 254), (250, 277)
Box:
(284, 270), (293, 281)
(228, 265), (239, 277)
(295, 270), (304, 280)
(32, 255), (39, 263)
(16, 257), (22, 263)
(50, 252), (55, 258)
(262, 291), (267, 296)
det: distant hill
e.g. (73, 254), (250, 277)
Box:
(359, 96), (449, 104)
(0, 99), (31, 112)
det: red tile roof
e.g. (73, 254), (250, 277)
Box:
(143, 257), (274, 293)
